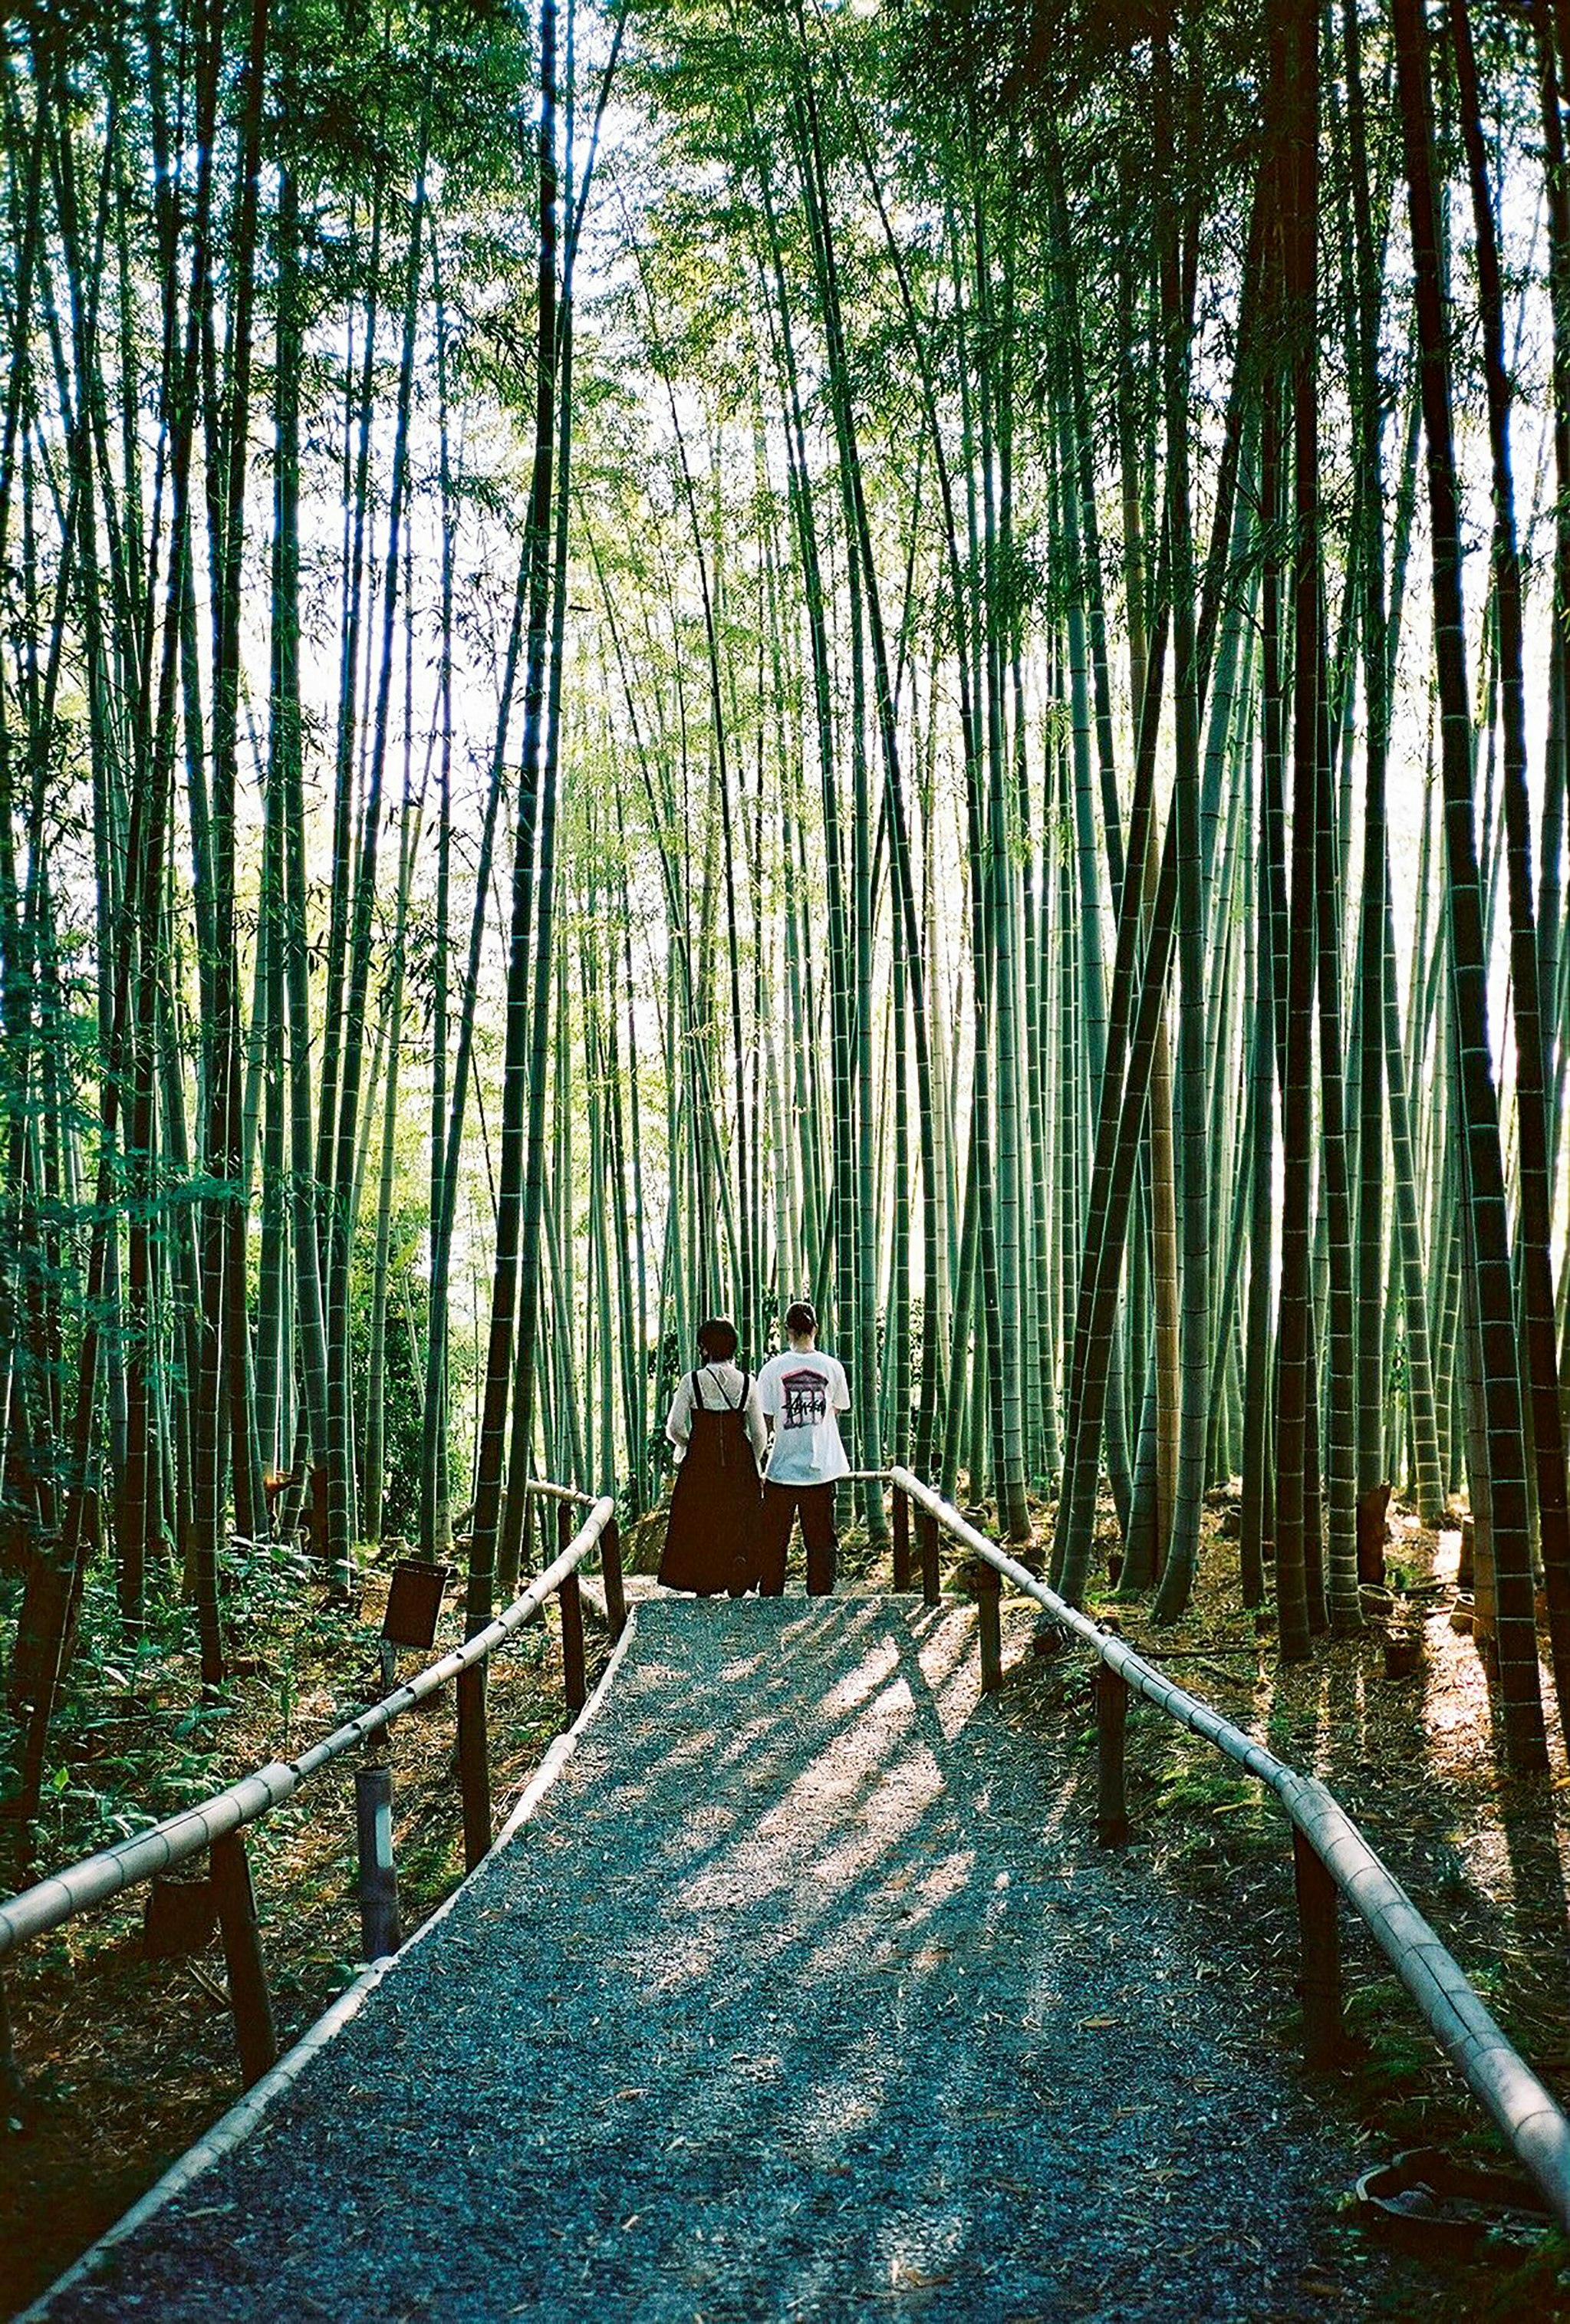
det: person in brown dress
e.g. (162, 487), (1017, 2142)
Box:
(658, 1318), (765, 1597)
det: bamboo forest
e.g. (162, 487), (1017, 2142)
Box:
(4, 0), (1570, 2316)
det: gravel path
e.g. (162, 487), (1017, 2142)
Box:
(36, 1597), (1407, 2323)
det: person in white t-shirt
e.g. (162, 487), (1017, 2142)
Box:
(755, 1302), (850, 1596)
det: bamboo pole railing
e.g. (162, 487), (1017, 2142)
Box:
(5, 1464), (1566, 2243)
(879, 1464), (1570, 2234)
(0, 1486), (622, 2091)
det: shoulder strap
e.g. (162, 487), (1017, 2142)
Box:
(734, 1370), (749, 1409)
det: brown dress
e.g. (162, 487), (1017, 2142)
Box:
(659, 1371), (762, 1598)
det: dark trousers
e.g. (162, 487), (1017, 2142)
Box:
(759, 1481), (838, 1597)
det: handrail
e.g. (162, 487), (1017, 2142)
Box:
(0, 1494), (616, 1960)
(8, 1466), (1564, 2241)
(887, 1466), (1570, 2234)
(0, 1486), (624, 2092)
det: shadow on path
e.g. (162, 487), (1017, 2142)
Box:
(38, 1597), (1410, 2324)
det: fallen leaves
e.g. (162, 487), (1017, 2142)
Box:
(890, 2258), (953, 2288)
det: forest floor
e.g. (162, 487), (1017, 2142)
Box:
(0, 1545), (610, 2321)
(3, 1498), (1568, 2321)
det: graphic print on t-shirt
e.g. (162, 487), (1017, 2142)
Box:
(781, 1368), (830, 1432)
(759, 1348), (848, 1486)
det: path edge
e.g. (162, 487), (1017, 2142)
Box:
(13, 1608), (643, 2324)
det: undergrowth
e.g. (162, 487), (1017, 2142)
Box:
(997, 1491), (1570, 2322)
(0, 1542), (597, 2320)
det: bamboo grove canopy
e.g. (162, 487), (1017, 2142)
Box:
(3, 0), (1570, 1850)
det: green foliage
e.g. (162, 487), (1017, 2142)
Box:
(1341, 1976), (1446, 2138)
(1147, 1742), (1277, 1866)
(1, 1539), (358, 1866)
(349, 1189), (430, 1542)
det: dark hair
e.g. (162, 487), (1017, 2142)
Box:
(697, 1316), (739, 1363)
(785, 1301), (817, 1339)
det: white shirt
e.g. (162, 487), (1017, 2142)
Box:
(664, 1362), (767, 1466)
(756, 1348), (851, 1485)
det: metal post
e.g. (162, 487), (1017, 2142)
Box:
(559, 1568), (587, 1715)
(977, 1563), (1003, 1691)
(354, 1763), (401, 1960)
(210, 1829), (277, 2088)
(456, 1661), (491, 1871)
(892, 1488), (911, 1591)
(601, 1516), (627, 1641)
(1293, 1829), (1343, 2069)
(1094, 1664), (1131, 1847)
(918, 1507), (940, 1606)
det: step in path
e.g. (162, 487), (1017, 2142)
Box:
(35, 1596), (1409, 2324)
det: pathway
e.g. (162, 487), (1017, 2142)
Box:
(32, 1597), (1404, 2323)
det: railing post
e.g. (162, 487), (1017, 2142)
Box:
(456, 1662), (491, 1872)
(892, 1486), (912, 1591)
(354, 1763), (401, 1961)
(0, 1966), (23, 2129)
(601, 1516), (627, 1641)
(1093, 1663), (1131, 1848)
(1293, 1829), (1343, 2069)
(918, 1506), (940, 1606)
(210, 1828), (277, 2088)
(977, 1562), (1003, 1691)
(559, 1568), (587, 1714)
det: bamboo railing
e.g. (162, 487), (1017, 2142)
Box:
(0, 1485), (622, 2091)
(880, 1464), (1570, 2235)
(5, 1468), (1567, 2244)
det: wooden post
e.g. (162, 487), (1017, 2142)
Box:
(977, 1563), (1002, 1691)
(601, 1516), (627, 1640)
(557, 1499), (573, 1557)
(0, 1967), (23, 2128)
(210, 1829), (277, 2087)
(1094, 1664), (1131, 1847)
(918, 1507), (940, 1605)
(559, 1567), (587, 1714)
(354, 1763), (401, 1960)
(456, 1662), (491, 1871)
(1293, 1829), (1343, 2068)
(892, 1488), (912, 1590)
